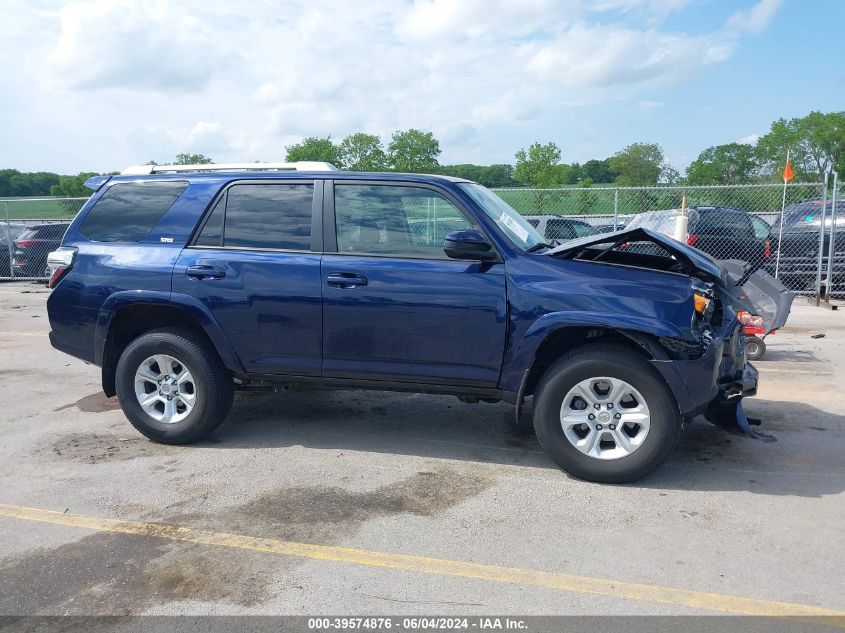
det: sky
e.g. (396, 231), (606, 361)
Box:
(1, 0), (843, 175)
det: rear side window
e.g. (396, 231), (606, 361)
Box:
(545, 219), (575, 241)
(693, 212), (753, 238)
(196, 183), (314, 251)
(32, 224), (68, 240)
(572, 221), (597, 237)
(750, 215), (771, 240)
(80, 182), (188, 242)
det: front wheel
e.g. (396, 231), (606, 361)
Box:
(115, 327), (234, 444)
(533, 344), (681, 483)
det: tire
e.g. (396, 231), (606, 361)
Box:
(533, 344), (681, 483)
(744, 336), (765, 361)
(115, 327), (234, 444)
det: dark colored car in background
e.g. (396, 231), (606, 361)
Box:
(687, 207), (771, 271)
(524, 215), (598, 242)
(767, 198), (845, 292)
(1, 223), (29, 276)
(13, 223), (70, 278)
(627, 207), (771, 271)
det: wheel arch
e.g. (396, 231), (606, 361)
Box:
(97, 293), (243, 397)
(503, 311), (688, 399)
(521, 326), (672, 399)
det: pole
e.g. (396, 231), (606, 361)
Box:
(4, 201), (14, 280)
(673, 193), (688, 242)
(824, 171), (839, 299)
(815, 170), (830, 305)
(612, 189), (619, 230)
(774, 149), (790, 279)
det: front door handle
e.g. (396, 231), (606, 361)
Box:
(186, 265), (226, 280)
(326, 272), (368, 288)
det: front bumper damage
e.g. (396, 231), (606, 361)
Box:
(649, 317), (769, 440)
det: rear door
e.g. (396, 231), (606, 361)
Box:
(321, 181), (507, 387)
(173, 180), (323, 375)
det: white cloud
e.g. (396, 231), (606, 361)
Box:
(524, 24), (732, 94)
(48, 0), (235, 92)
(639, 100), (666, 110)
(726, 0), (783, 35)
(737, 133), (761, 145)
(0, 0), (783, 172)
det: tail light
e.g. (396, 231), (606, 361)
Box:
(14, 239), (36, 249)
(47, 247), (77, 288)
(764, 239), (771, 259)
(686, 234), (698, 247)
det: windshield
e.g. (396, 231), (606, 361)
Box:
(458, 183), (545, 250)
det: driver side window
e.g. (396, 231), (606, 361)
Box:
(334, 184), (473, 258)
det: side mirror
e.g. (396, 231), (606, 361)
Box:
(443, 229), (497, 261)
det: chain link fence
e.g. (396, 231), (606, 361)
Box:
(1, 198), (87, 281)
(2, 183), (844, 299)
(492, 181), (844, 298)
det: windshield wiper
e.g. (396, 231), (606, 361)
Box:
(525, 242), (555, 253)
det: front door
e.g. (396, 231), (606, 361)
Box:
(321, 182), (507, 387)
(173, 180), (323, 375)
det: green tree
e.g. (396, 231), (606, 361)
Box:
(609, 142), (668, 186)
(284, 136), (341, 165)
(50, 173), (98, 197)
(513, 142), (562, 187)
(0, 170), (61, 197)
(555, 163), (581, 185)
(173, 153), (213, 165)
(387, 129), (441, 172)
(685, 143), (758, 185)
(436, 164), (517, 187)
(755, 111), (845, 181)
(338, 133), (388, 171)
(582, 158), (618, 184)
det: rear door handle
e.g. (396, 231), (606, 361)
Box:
(326, 272), (368, 288)
(186, 265), (226, 280)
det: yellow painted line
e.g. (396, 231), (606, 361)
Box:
(1, 502), (843, 620)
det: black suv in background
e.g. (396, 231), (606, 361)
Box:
(767, 198), (845, 292)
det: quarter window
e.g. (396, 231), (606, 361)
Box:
(80, 181), (188, 242)
(334, 184), (473, 258)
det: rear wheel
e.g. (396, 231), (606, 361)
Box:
(533, 344), (681, 483)
(115, 327), (234, 444)
(744, 336), (765, 361)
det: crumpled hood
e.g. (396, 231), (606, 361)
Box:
(546, 228), (794, 332)
(546, 227), (725, 282)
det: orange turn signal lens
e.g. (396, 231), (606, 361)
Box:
(694, 294), (709, 314)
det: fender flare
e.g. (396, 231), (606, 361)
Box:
(501, 310), (689, 394)
(94, 290), (244, 374)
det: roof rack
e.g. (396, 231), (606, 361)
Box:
(121, 162), (338, 175)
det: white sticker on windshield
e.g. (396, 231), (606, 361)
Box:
(499, 211), (529, 242)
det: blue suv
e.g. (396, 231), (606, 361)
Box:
(46, 162), (758, 483)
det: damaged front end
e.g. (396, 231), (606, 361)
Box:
(548, 227), (779, 439)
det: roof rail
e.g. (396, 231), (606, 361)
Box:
(121, 162), (338, 175)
